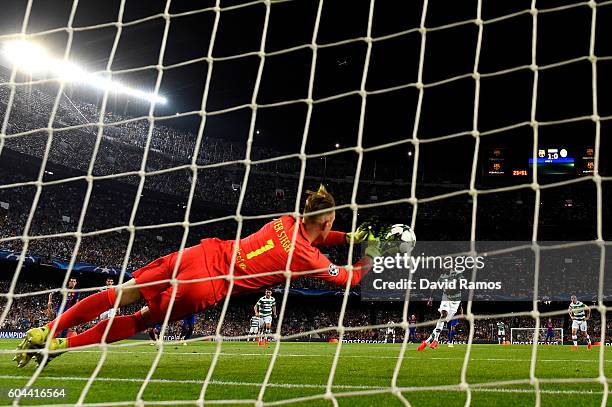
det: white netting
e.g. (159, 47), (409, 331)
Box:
(0, 0), (610, 405)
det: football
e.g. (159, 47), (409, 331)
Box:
(383, 224), (417, 254)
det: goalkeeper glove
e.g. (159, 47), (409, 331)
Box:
(364, 232), (381, 259)
(346, 222), (372, 244)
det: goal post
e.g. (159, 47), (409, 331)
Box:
(510, 328), (564, 345)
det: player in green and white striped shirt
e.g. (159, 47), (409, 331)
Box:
(248, 315), (262, 342)
(254, 289), (276, 347)
(569, 295), (591, 351)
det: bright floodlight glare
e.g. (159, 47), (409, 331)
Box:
(2, 40), (49, 73)
(1, 40), (167, 104)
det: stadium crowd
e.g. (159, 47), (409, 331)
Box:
(1, 280), (609, 344)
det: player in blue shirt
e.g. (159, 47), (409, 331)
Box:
(180, 314), (196, 345)
(408, 314), (417, 343)
(447, 318), (458, 347)
(147, 323), (162, 346)
(545, 318), (555, 344)
(47, 278), (79, 338)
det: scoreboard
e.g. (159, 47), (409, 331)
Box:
(528, 147), (574, 175)
(486, 146), (594, 177)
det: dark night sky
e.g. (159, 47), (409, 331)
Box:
(0, 0), (611, 186)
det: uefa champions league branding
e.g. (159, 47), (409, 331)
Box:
(360, 241), (607, 302)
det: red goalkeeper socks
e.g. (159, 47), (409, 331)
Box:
(68, 311), (147, 348)
(47, 289), (115, 334)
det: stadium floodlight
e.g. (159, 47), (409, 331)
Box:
(1, 40), (167, 104)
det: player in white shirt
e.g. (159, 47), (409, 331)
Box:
(496, 321), (506, 344)
(99, 278), (119, 320)
(385, 320), (396, 343)
(568, 295), (591, 351)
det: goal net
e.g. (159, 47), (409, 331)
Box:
(0, 0), (610, 405)
(511, 328), (564, 345)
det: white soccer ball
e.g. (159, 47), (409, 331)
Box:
(384, 224), (416, 254)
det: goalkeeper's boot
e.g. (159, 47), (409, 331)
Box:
(417, 341), (427, 352)
(447, 343), (454, 348)
(34, 338), (68, 369)
(587, 342), (592, 351)
(429, 340), (439, 349)
(14, 326), (50, 368)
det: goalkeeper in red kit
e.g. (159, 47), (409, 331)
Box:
(14, 185), (381, 367)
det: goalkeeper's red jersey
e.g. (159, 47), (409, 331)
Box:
(133, 215), (372, 321)
(202, 215), (372, 294)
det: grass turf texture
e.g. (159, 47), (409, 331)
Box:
(0, 340), (609, 406)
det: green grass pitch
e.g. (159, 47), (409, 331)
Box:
(0, 340), (609, 406)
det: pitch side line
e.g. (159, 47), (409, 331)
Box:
(0, 375), (605, 396)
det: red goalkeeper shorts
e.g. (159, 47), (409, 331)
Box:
(132, 243), (228, 323)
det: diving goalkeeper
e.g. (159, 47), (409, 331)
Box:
(15, 185), (380, 367)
